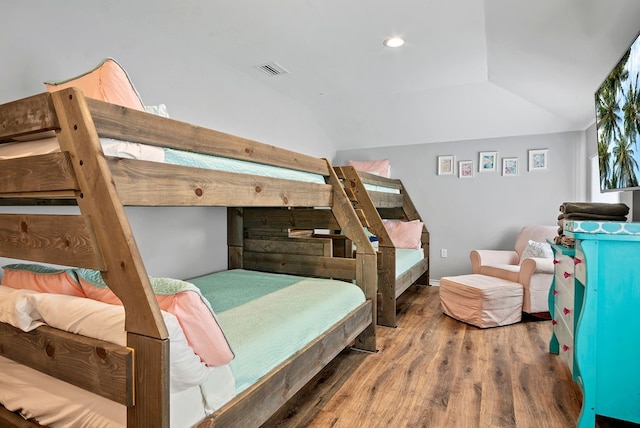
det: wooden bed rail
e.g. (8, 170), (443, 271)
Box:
(0, 322), (133, 405)
(85, 98), (330, 176)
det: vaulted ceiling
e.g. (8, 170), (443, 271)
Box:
(194, 0), (640, 149)
(6, 0), (640, 150)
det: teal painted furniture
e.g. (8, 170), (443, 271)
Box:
(550, 221), (640, 427)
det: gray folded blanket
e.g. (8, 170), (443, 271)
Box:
(559, 202), (629, 217)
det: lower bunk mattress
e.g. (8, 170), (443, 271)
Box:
(395, 248), (425, 278)
(0, 269), (366, 427)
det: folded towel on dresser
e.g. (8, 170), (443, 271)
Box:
(555, 202), (629, 247)
(559, 202), (629, 217)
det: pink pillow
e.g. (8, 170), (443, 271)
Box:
(76, 269), (234, 367)
(1, 264), (85, 297)
(348, 159), (391, 178)
(382, 219), (424, 250)
(44, 58), (144, 111)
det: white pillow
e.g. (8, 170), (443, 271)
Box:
(520, 240), (553, 264)
(0, 285), (43, 331)
(27, 292), (209, 392)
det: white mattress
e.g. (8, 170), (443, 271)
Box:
(363, 182), (400, 194)
(0, 137), (326, 184)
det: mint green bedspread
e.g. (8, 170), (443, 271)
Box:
(188, 269), (366, 394)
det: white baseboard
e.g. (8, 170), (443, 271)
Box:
(429, 279), (440, 286)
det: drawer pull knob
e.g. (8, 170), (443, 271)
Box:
(553, 259), (559, 265)
(552, 320), (558, 325)
(562, 344), (570, 352)
(563, 271), (572, 279)
(553, 289), (559, 295)
(574, 258), (582, 265)
(563, 307), (571, 315)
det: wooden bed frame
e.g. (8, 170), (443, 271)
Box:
(334, 166), (430, 327)
(0, 89), (377, 427)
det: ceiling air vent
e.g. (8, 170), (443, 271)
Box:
(256, 61), (290, 76)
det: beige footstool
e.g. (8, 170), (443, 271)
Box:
(439, 274), (523, 328)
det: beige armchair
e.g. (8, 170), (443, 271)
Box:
(470, 225), (557, 315)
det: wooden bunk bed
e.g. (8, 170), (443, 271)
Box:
(334, 166), (429, 327)
(0, 88), (377, 427)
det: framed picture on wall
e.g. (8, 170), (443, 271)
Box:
(437, 155), (455, 175)
(459, 160), (473, 178)
(528, 149), (549, 171)
(502, 157), (519, 176)
(478, 151), (497, 172)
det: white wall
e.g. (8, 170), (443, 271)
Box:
(335, 131), (585, 282)
(1, 3), (335, 279)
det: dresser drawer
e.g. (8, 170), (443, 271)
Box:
(574, 247), (586, 284)
(553, 314), (574, 375)
(555, 254), (575, 290)
(554, 280), (574, 332)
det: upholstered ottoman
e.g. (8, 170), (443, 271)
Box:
(439, 274), (523, 328)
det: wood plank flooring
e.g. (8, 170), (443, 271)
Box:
(264, 285), (637, 428)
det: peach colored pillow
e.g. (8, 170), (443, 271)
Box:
(44, 58), (144, 111)
(382, 219), (424, 250)
(76, 269), (234, 367)
(1, 264), (85, 297)
(348, 159), (391, 178)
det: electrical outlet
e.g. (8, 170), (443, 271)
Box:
(441, 249), (448, 258)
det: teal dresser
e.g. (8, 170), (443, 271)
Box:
(549, 221), (640, 427)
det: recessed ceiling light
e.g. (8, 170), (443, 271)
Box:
(383, 37), (405, 48)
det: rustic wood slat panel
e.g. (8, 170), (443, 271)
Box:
(86, 98), (330, 176)
(0, 92), (58, 142)
(0, 322), (132, 405)
(108, 158), (333, 207)
(126, 333), (170, 428)
(0, 214), (104, 269)
(243, 252), (357, 280)
(352, 170), (403, 190)
(245, 237), (332, 256)
(245, 228), (290, 238)
(243, 207), (340, 229)
(367, 191), (404, 208)
(376, 207), (407, 219)
(203, 302), (372, 428)
(50, 89), (167, 340)
(0, 153), (78, 194)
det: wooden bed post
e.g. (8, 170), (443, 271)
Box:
(49, 88), (170, 427)
(228, 207), (244, 269)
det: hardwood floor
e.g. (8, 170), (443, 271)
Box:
(264, 285), (636, 428)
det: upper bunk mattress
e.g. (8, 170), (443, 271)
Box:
(188, 269), (366, 394)
(0, 137), (326, 184)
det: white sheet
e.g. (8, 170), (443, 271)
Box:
(0, 137), (325, 183)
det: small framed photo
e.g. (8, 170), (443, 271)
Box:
(478, 151), (497, 172)
(437, 155), (455, 175)
(458, 160), (473, 178)
(502, 158), (519, 176)
(528, 149), (549, 171)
